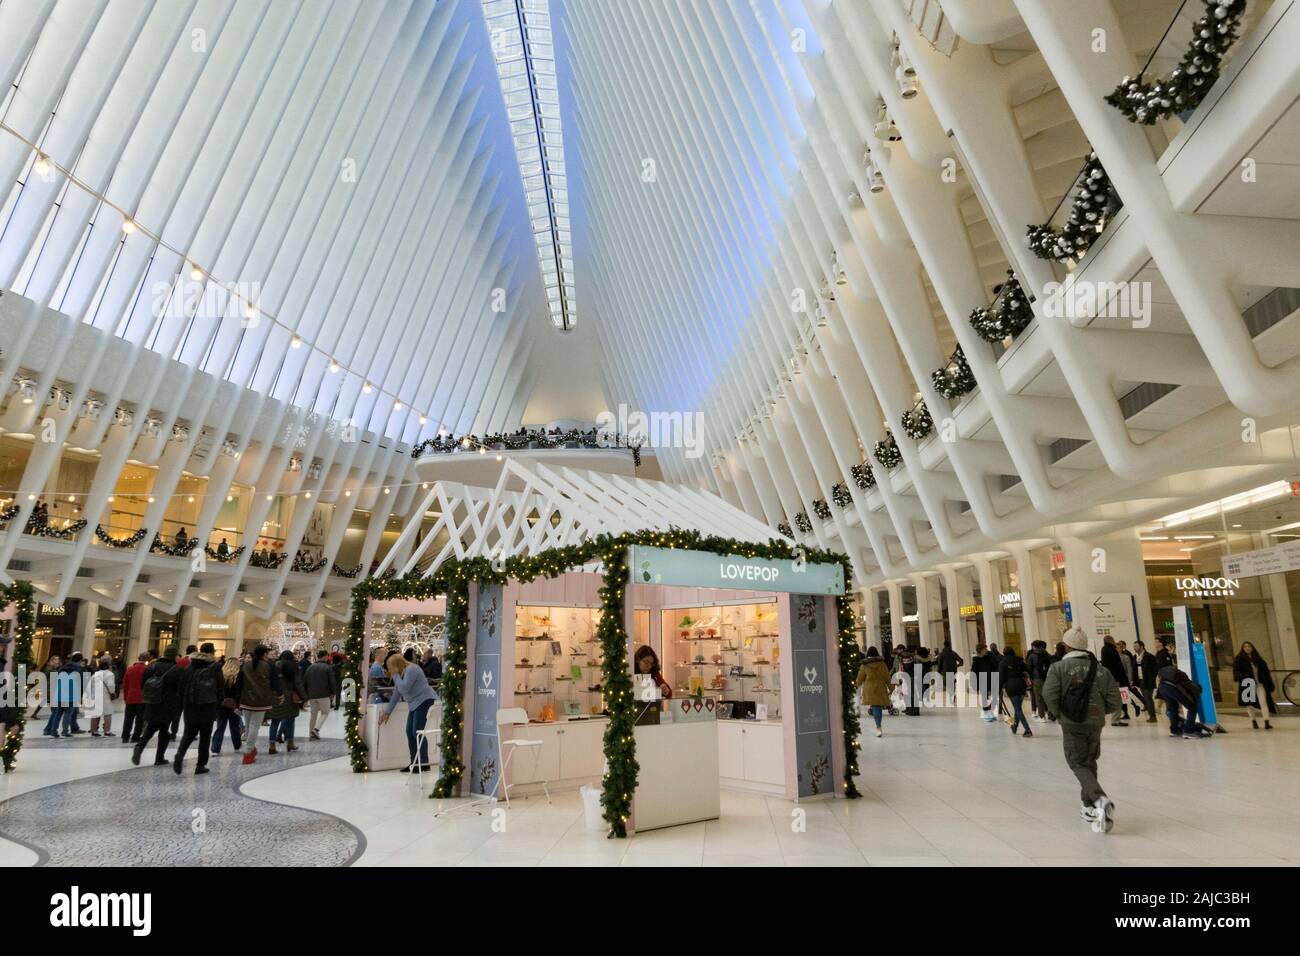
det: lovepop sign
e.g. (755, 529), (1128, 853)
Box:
(628, 545), (844, 595)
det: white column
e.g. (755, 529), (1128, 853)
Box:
(1060, 527), (1155, 654)
(125, 604), (151, 663)
(974, 558), (1000, 650)
(1009, 545), (1043, 651)
(865, 587), (883, 652)
(884, 580), (905, 648)
(73, 600), (98, 659)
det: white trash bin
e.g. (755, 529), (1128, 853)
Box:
(580, 785), (604, 831)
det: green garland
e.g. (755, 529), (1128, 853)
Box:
(1026, 153), (1116, 263)
(343, 529), (861, 836)
(1105, 1), (1247, 124)
(900, 400), (934, 441)
(1, 581), (36, 773)
(970, 271), (1033, 343)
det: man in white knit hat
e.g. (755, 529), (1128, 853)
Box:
(1041, 626), (1123, 833)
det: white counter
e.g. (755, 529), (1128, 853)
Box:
(632, 719), (721, 832)
(717, 719), (786, 795)
(506, 717), (607, 793)
(364, 702), (414, 771)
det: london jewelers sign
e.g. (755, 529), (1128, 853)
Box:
(628, 545), (844, 595)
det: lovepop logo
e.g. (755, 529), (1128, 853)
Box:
(49, 886), (151, 936)
(800, 667), (823, 694)
(479, 669), (496, 699)
(596, 403), (704, 459)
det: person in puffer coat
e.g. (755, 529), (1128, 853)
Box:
(1042, 627), (1122, 835)
(854, 646), (893, 737)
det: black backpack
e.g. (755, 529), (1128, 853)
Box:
(141, 671), (164, 705)
(1060, 656), (1098, 722)
(188, 665), (222, 707)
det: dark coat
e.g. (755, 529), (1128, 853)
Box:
(1100, 642), (1129, 687)
(1025, 648), (1053, 682)
(269, 660), (306, 720)
(997, 655), (1028, 697)
(304, 661), (337, 700)
(1233, 652), (1276, 709)
(1133, 651), (1159, 690)
(937, 646), (963, 673)
(142, 659), (181, 726)
(178, 656), (220, 721)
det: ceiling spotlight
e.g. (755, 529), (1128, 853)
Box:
(290, 335), (302, 349)
(478, 446), (486, 456)
(67, 495), (75, 503)
(328, 358), (340, 373)
(227, 495), (233, 502)
(874, 117), (901, 141)
(27, 494), (35, 501)
(418, 415), (427, 425)
(121, 219), (136, 234)
(304, 491), (311, 499)
(187, 496), (195, 503)
(266, 494), (273, 501)
(847, 189), (862, 207)
(33, 153), (51, 177)
(244, 303), (257, 320)
(897, 63), (919, 99)
(344, 489), (351, 497)
(393, 399), (402, 410)
(831, 250), (847, 285)
(495, 454), (503, 462)
(383, 487), (390, 495)
(190, 263), (203, 281)
(868, 162), (885, 194)
(362, 382), (372, 394)
(147, 496), (155, 503)
(18, 379), (35, 404)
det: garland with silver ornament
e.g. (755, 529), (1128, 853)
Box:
(873, 433), (902, 470)
(970, 271), (1033, 343)
(777, 522), (794, 538)
(794, 511), (813, 534)
(852, 461), (876, 490)
(0, 504), (19, 523)
(832, 482), (853, 508)
(331, 562), (363, 578)
(412, 427), (642, 467)
(812, 498), (832, 521)
(95, 525), (148, 549)
(204, 544), (246, 563)
(292, 553), (329, 573)
(1105, 1), (1247, 124)
(1027, 153), (1116, 263)
(931, 344), (978, 399)
(151, 532), (198, 557)
(900, 400), (934, 441)
(26, 515), (87, 540)
(249, 550), (287, 569)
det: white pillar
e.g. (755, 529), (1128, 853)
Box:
(974, 558), (1000, 650)
(885, 580), (905, 648)
(1009, 545), (1043, 651)
(1060, 527), (1155, 654)
(73, 600), (98, 659)
(125, 603), (151, 663)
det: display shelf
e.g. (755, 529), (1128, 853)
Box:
(664, 600), (781, 718)
(515, 603), (606, 719)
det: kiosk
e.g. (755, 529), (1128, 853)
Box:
(457, 546), (847, 832)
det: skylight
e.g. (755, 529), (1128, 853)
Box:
(482, 0), (575, 332)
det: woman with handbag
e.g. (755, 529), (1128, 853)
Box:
(211, 656), (244, 756)
(267, 650), (306, 754)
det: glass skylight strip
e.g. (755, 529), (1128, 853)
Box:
(483, 0), (575, 331)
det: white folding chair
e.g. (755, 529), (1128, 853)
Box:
(409, 701), (442, 792)
(494, 707), (550, 808)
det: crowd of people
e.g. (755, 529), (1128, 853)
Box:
(32, 642), (351, 774)
(854, 627), (1282, 835)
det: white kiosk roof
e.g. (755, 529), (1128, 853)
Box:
(375, 459), (782, 579)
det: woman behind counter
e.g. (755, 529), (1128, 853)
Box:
(633, 645), (672, 699)
(378, 651), (437, 771)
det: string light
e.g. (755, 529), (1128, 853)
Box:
(121, 219), (136, 234)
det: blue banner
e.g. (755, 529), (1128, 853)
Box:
(470, 583), (503, 796)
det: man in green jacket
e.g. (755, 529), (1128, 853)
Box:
(1041, 626), (1123, 834)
